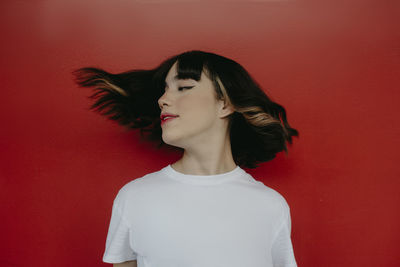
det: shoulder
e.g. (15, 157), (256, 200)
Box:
(242, 173), (291, 218)
(112, 166), (167, 207)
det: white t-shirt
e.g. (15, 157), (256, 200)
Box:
(102, 164), (297, 267)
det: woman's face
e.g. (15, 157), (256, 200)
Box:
(158, 61), (226, 149)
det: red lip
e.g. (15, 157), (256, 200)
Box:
(160, 113), (179, 120)
(160, 112), (179, 126)
(160, 116), (178, 125)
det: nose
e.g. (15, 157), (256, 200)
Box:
(158, 91), (170, 110)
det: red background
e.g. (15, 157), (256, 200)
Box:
(1, 0), (399, 266)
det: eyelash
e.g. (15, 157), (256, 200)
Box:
(178, 86), (194, 91)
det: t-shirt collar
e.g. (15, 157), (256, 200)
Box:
(162, 164), (246, 186)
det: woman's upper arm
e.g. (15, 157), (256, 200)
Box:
(113, 260), (137, 267)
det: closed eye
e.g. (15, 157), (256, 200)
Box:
(178, 86), (194, 91)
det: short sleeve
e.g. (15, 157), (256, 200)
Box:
(102, 198), (138, 263)
(271, 205), (297, 267)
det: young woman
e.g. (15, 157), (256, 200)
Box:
(73, 50), (299, 267)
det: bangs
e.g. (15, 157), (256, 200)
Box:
(177, 51), (223, 100)
(153, 51), (215, 94)
(175, 53), (205, 82)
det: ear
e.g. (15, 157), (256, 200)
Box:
(218, 98), (235, 119)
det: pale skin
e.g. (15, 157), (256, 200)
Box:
(113, 61), (235, 266)
(159, 61), (236, 175)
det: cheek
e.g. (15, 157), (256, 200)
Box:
(179, 95), (216, 122)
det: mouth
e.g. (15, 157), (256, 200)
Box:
(161, 116), (178, 125)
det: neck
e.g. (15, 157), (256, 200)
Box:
(171, 146), (237, 176)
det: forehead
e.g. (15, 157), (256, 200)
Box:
(165, 74), (182, 83)
(165, 62), (178, 80)
(165, 62), (197, 84)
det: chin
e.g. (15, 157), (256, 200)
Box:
(162, 133), (181, 147)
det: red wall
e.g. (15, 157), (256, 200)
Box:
(1, 1), (399, 266)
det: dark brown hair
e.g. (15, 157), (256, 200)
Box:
(72, 50), (299, 168)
